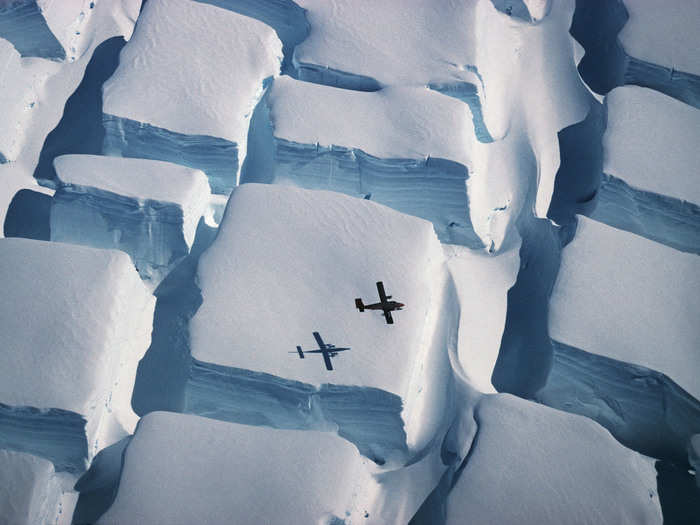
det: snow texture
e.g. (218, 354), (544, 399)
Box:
(98, 411), (380, 525)
(187, 183), (454, 464)
(619, 0), (700, 76)
(446, 394), (662, 525)
(588, 86), (700, 253)
(244, 76), (481, 246)
(443, 243), (520, 393)
(102, 0), (282, 194)
(51, 154), (211, 286)
(0, 450), (62, 525)
(549, 216), (700, 400)
(0, 238), (155, 472)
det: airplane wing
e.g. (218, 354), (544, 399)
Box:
(322, 352), (333, 371)
(383, 310), (394, 324)
(313, 331), (326, 349)
(376, 281), (388, 303)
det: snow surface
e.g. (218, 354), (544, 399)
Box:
(247, 76), (480, 245)
(549, 216), (700, 400)
(619, 0), (700, 75)
(103, 0), (280, 140)
(189, 183), (454, 458)
(0, 450), (61, 525)
(443, 243), (520, 393)
(0, 238), (155, 456)
(101, 0), (281, 193)
(603, 86), (700, 204)
(446, 394), (662, 524)
(0, 0), (141, 233)
(0, 38), (47, 163)
(98, 411), (380, 525)
(269, 77), (472, 166)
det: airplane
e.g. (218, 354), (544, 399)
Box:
(292, 331), (350, 371)
(355, 281), (404, 324)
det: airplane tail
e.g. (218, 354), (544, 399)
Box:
(296, 346), (305, 359)
(355, 298), (365, 312)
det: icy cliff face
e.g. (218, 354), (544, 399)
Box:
(243, 77), (481, 246)
(101, 0), (282, 195)
(0, 450), (62, 525)
(0, 238), (154, 473)
(51, 154), (211, 286)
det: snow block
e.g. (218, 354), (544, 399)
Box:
(590, 86), (700, 254)
(243, 77), (482, 247)
(98, 412), (381, 525)
(446, 394), (662, 524)
(0, 450), (62, 525)
(102, 0), (281, 195)
(0, 238), (155, 473)
(51, 154), (211, 287)
(549, 216), (700, 401)
(186, 184), (455, 466)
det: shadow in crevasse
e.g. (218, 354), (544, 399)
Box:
(656, 460), (700, 525)
(130, 218), (217, 416)
(3, 189), (51, 240)
(33, 36), (126, 187)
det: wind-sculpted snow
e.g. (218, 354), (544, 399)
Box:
(537, 340), (700, 464)
(549, 216), (700, 401)
(0, 239), (155, 473)
(572, 0), (700, 107)
(445, 394), (662, 524)
(98, 412), (383, 525)
(243, 77), (482, 247)
(187, 184), (456, 467)
(0, 450), (62, 525)
(443, 244), (520, 393)
(192, 0), (309, 75)
(101, 0), (281, 195)
(50, 155), (211, 287)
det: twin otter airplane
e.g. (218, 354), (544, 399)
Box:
(355, 281), (405, 324)
(293, 282), (404, 371)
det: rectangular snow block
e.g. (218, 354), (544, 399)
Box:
(102, 0), (282, 194)
(185, 184), (455, 466)
(98, 412), (380, 525)
(591, 86), (700, 253)
(0, 450), (62, 525)
(0, 238), (155, 473)
(445, 394), (662, 524)
(51, 154), (211, 287)
(549, 216), (700, 400)
(245, 77), (481, 246)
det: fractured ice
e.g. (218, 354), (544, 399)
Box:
(185, 184), (455, 466)
(243, 77), (482, 247)
(50, 154), (211, 287)
(549, 216), (700, 401)
(101, 0), (281, 195)
(588, 86), (700, 254)
(0, 238), (154, 473)
(0, 450), (62, 525)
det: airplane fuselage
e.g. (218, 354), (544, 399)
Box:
(365, 301), (404, 311)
